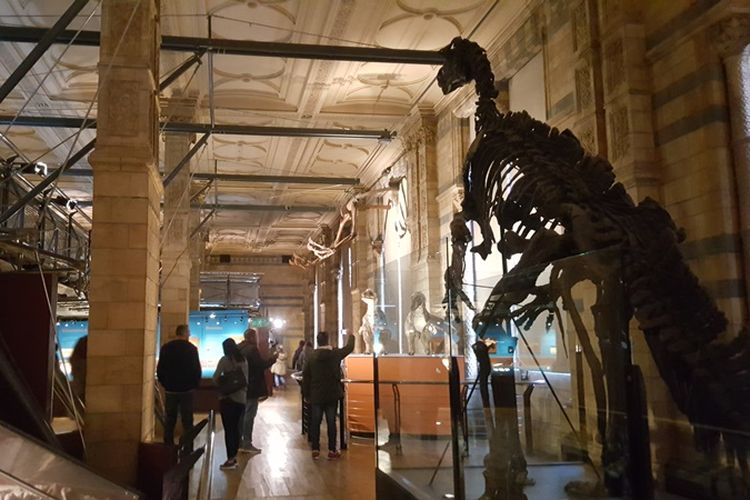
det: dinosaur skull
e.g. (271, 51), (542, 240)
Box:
(437, 37), (473, 94)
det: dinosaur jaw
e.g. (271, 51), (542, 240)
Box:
(437, 66), (469, 95)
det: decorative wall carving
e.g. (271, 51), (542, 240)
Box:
(572, 1), (589, 52)
(608, 105), (630, 161)
(575, 61), (593, 111)
(709, 14), (750, 57)
(604, 37), (625, 95)
(578, 125), (596, 153)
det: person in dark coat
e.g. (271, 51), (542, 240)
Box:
(69, 335), (87, 403)
(237, 328), (277, 453)
(291, 340), (305, 372)
(156, 324), (202, 446)
(302, 331), (355, 460)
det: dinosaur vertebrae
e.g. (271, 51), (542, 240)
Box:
(458, 110), (747, 450)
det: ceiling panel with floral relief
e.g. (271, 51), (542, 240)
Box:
(0, 0), (513, 257)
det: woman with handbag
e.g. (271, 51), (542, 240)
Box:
(212, 338), (248, 470)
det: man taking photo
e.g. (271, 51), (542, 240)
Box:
(302, 331), (355, 460)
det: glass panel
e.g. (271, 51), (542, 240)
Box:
(0, 422), (140, 499)
(459, 247), (628, 499)
(372, 242), (467, 498)
(374, 354), (459, 498)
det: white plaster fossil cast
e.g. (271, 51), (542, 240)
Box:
(405, 292), (462, 355)
(357, 288), (391, 354)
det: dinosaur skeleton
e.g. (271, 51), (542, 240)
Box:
(289, 182), (400, 269)
(439, 37), (750, 497)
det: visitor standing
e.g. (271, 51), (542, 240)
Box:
(156, 324), (202, 446)
(296, 340), (314, 371)
(238, 328), (277, 453)
(291, 340), (305, 372)
(271, 347), (288, 388)
(213, 338), (248, 470)
(302, 331), (355, 460)
(69, 335), (88, 403)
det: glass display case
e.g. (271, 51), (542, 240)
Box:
(0, 421), (141, 499)
(366, 243), (658, 499)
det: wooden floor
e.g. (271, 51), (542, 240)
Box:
(204, 386), (376, 500)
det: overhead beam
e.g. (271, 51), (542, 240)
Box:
(0, 26), (445, 65)
(0, 0), (91, 105)
(194, 203), (335, 213)
(194, 173), (359, 185)
(0, 115), (393, 140)
(54, 168), (359, 186)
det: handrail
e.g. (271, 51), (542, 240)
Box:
(195, 410), (216, 500)
(342, 378), (542, 386)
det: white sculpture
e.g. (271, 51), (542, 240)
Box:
(405, 292), (463, 355)
(358, 288), (390, 354)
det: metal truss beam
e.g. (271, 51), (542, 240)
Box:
(0, 115), (393, 140)
(0, 139), (95, 225)
(0, 26), (445, 65)
(194, 203), (335, 213)
(0, 0), (90, 105)
(57, 168), (359, 186)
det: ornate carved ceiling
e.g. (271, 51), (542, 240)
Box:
(0, 0), (520, 256)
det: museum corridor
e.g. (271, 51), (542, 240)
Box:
(201, 389), (375, 500)
(2, 0), (750, 498)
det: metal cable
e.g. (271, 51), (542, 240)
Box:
(2, 1), (101, 136)
(38, 0), (144, 221)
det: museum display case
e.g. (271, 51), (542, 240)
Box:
(364, 244), (661, 499)
(0, 421), (140, 499)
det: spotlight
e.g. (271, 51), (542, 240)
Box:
(34, 162), (47, 176)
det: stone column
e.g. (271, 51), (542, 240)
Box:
(405, 109), (443, 308)
(571, 0), (608, 156)
(712, 14), (750, 318)
(350, 205), (373, 353)
(598, 1), (659, 201)
(85, 0), (160, 484)
(160, 97), (196, 344)
(188, 183), (208, 310)
(188, 209), (202, 310)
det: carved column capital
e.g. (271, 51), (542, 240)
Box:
(710, 14), (750, 58)
(436, 184), (464, 213)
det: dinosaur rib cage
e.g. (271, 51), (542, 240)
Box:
(458, 111), (750, 453)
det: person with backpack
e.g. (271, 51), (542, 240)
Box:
(212, 338), (248, 470)
(238, 328), (277, 453)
